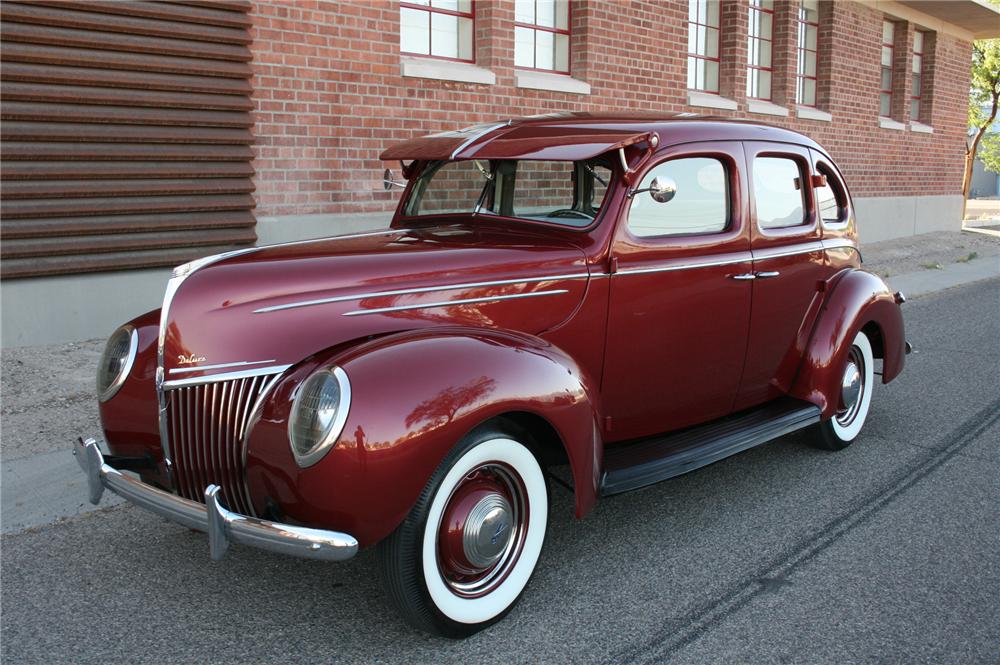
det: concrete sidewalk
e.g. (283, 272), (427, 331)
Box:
(1, 230), (998, 535)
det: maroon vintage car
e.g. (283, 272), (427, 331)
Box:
(77, 113), (907, 636)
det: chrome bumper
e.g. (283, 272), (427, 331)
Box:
(73, 437), (358, 562)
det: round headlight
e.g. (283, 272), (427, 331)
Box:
(288, 366), (351, 467)
(97, 326), (138, 402)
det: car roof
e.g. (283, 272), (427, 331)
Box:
(380, 112), (825, 162)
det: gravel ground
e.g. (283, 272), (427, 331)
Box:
(2, 278), (997, 664)
(860, 229), (1000, 278)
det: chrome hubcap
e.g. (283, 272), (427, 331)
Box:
(462, 494), (512, 568)
(836, 348), (865, 427)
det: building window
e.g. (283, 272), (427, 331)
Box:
(515, 0), (570, 73)
(911, 31), (924, 121)
(747, 0), (774, 100)
(880, 20), (895, 117)
(400, 1), (474, 63)
(687, 0), (721, 92)
(795, 0), (819, 106)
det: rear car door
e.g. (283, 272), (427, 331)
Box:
(735, 141), (827, 411)
(603, 141), (752, 441)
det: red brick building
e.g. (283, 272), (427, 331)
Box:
(2, 0), (998, 345)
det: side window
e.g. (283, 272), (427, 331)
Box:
(628, 157), (728, 237)
(753, 156), (805, 229)
(814, 164), (846, 225)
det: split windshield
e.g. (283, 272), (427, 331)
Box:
(402, 158), (614, 228)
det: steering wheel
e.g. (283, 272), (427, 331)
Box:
(547, 209), (594, 220)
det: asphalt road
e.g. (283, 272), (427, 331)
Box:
(2, 278), (998, 664)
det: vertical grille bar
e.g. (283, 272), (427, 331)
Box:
(162, 371), (283, 518)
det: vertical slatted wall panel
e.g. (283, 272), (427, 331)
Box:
(0, 0), (256, 279)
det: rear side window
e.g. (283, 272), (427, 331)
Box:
(753, 156), (805, 229)
(628, 157), (728, 237)
(814, 164), (846, 225)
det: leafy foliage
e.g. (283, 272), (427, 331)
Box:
(969, 40), (1000, 175)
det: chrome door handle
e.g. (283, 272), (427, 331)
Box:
(729, 273), (756, 280)
(755, 271), (780, 278)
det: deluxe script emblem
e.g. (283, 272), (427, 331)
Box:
(177, 354), (207, 365)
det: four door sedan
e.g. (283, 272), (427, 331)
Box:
(78, 114), (907, 636)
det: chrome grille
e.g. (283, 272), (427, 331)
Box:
(164, 373), (277, 516)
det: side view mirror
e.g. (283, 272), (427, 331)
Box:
(629, 175), (677, 203)
(648, 176), (677, 203)
(383, 169), (406, 190)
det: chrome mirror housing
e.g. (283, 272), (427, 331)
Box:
(648, 176), (677, 203)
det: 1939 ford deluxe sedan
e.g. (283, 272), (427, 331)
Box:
(77, 114), (907, 637)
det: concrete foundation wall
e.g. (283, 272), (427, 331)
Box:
(0, 196), (961, 347)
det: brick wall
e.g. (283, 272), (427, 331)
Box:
(249, 0), (972, 220)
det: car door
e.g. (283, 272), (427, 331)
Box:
(734, 141), (827, 411)
(602, 142), (753, 442)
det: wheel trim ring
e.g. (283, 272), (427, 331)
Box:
(835, 346), (866, 428)
(435, 461), (530, 599)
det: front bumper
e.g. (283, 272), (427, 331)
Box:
(73, 437), (358, 562)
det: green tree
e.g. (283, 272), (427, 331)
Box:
(964, 39), (1000, 217)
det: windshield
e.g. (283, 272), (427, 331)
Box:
(402, 158), (613, 227)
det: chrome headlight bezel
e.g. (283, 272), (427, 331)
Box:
(288, 366), (352, 468)
(97, 325), (139, 403)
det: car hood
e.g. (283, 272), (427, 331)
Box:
(160, 224), (591, 379)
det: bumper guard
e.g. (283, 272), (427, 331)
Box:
(73, 437), (358, 562)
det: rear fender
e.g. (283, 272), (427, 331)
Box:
(790, 269), (905, 418)
(245, 327), (602, 547)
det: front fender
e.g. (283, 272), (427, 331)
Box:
(245, 327), (602, 547)
(790, 269), (905, 418)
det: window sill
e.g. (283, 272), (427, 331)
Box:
(910, 121), (934, 134)
(687, 90), (738, 111)
(747, 99), (789, 117)
(515, 69), (590, 95)
(878, 116), (906, 131)
(796, 106), (832, 122)
(400, 56), (495, 85)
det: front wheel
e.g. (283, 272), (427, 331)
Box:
(377, 426), (549, 637)
(810, 330), (875, 450)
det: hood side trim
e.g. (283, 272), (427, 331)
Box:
(341, 289), (570, 317)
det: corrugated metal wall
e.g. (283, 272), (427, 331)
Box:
(1, 0), (256, 279)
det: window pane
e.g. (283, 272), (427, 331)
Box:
(431, 0), (458, 11)
(409, 161), (486, 215)
(401, 8), (430, 55)
(759, 38), (772, 67)
(515, 0), (534, 23)
(555, 33), (569, 72)
(687, 57), (697, 88)
(805, 24), (817, 50)
(881, 67), (892, 90)
(911, 73), (921, 96)
(815, 168), (843, 224)
(629, 158), (728, 237)
(912, 52), (922, 74)
(515, 27), (535, 67)
(430, 12), (458, 58)
(882, 20), (894, 43)
(758, 70), (772, 99)
(536, 29), (554, 70)
(881, 45), (893, 67)
(705, 59), (719, 92)
(511, 161), (579, 218)
(800, 77), (816, 105)
(804, 50), (816, 77)
(458, 17), (473, 61)
(911, 99), (920, 120)
(706, 0), (720, 27)
(913, 31), (924, 53)
(747, 68), (757, 97)
(705, 26), (719, 58)
(555, 0), (569, 30)
(754, 157), (805, 229)
(536, 0), (556, 27)
(688, 24), (698, 54)
(759, 11), (773, 39)
(880, 92), (892, 116)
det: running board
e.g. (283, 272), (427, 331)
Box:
(600, 398), (821, 497)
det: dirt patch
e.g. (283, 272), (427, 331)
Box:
(862, 230), (1000, 279)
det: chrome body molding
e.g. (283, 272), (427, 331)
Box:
(342, 289), (570, 317)
(613, 240), (860, 277)
(449, 122), (509, 159)
(168, 359), (277, 375)
(615, 253), (753, 276)
(73, 438), (358, 562)
(161, 364), (292, 391)
(254, 273), (591, 314)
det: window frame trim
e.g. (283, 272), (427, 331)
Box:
(747, 0), (775, 102)
(879, 19), (896, 118)
(399, 0), (477, 65)
(687, 0), (722, 94)
(910, 30), (925, 122)
(749, 152), (818, 238)
(514, 0), (573, 75)
(795, 0), (820, 108)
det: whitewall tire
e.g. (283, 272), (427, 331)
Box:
(378, 424), (548, 637)
(811, 330), (875, 450)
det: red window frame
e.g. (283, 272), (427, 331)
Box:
(910, 31), (924, 121)
(514, 0), (572, 74)
(795, 0), (819, 107)
(747, 0), (774, 101)
(399, 1), (476, 64)
(687, 0), (721, 93)
(879, 20), (895, 117)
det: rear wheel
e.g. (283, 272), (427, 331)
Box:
(377, 425), (548, 637)
(810, 330), (875, 450)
